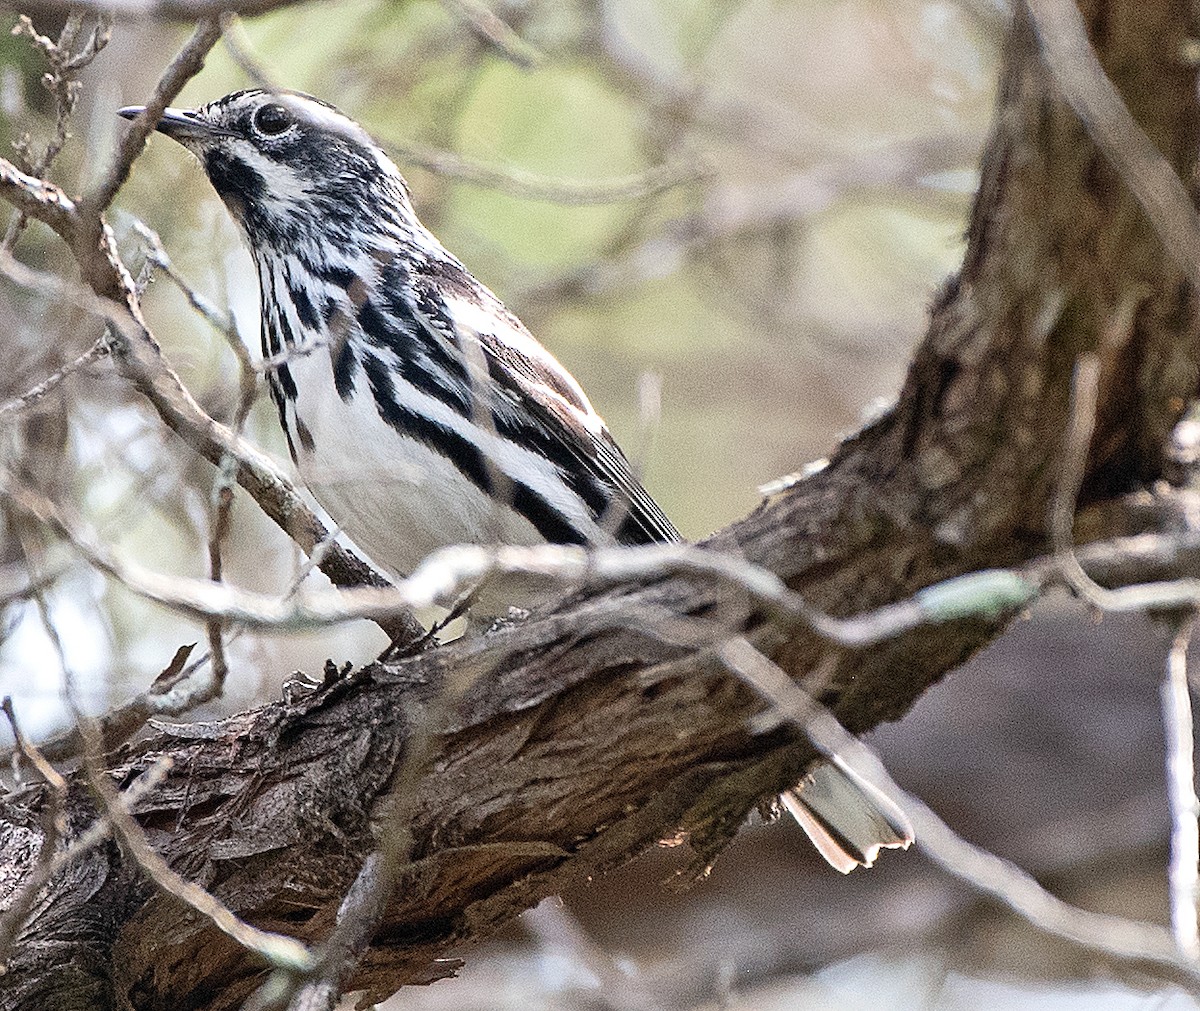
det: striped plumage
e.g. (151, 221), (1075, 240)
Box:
(121, 89), (911, 872)
(121, 90), (676, 592)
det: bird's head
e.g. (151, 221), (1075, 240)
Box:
(119, 89), (415, 248)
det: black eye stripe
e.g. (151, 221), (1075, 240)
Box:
(253, 103), (293, 136)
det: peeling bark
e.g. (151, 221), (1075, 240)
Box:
(2, 3), (1199, 1008)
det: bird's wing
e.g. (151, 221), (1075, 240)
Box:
(406, 261), (679, 545)
(480, 317), (681, 546)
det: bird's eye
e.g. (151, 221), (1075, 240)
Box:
(252, 103), (294, 137)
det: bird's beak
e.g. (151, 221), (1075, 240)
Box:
(117, 105), (232, 143)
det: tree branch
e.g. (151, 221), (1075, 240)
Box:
(2, 1), (1199, 1009)
(0, 160), (424, 647)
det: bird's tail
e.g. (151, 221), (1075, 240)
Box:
(782, 756), (914, 873)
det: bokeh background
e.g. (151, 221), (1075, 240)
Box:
(0, 1), (1189, 1008)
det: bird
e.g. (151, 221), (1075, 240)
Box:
(118, 89), (913, 871)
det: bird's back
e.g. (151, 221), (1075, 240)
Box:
(255, 233), (678, 584)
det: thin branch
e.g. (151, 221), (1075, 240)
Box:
(389, 139), (705, 206)
(0, 159), (78, 239)
(438, 0), (543, 68)
(717, 637), (1200, 986)
(35, 643), (199, 763)
(582, 0), (820, 166)
(1, 698), (66, 792)
(1053, 356), (1200, 613)
(1052, 353), (1103, 592)
(203, 481), (234, 708)
(0, 757), (173, 964)
(0, 232), (423, 646)
(4, 13), (111, 250)
(0, 564), (64, 606)
(132, 221), (241, 338)
(1163, 615), (1200, 957)
(13, 0), (309, 19)
(2, 476), (1042, 637)
(133, 219), (262, 713)
(23, 509), (294, 976)
(0, 339), (110, 417)
(34, 529), (343, 764)
(218, 12), (279, 90)
(88, 750), (314, 973)
(259, 629), (487, 1009)
(82, 17), (222, 218)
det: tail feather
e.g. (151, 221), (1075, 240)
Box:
(782, 756), (914, 873)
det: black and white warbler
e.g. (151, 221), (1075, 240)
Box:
(119, 89), (912, 871)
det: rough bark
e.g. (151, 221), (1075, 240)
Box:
(3, 2), (1200, 1008)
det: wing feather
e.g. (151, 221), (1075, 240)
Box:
(405, 260), (679, 545)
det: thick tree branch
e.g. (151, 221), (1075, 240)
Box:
(2, 1), (1200, 1009)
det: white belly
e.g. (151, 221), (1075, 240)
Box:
(286, 350), (547, 582)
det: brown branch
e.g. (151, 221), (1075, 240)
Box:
(438, 0), (544, 69)
(0, 165), (424, 648)
(81, 18), (221, 221)
(12, 0), (311, 20)
(0, 339), (110, 417)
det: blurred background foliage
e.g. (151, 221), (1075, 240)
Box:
(0, 1), (1186, 1008)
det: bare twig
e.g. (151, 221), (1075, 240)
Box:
(132, 219), (261, 711)
(0, 340), (110, 417)
(1052, 353), (1102, 592)
(0, 756), (174, 964)
(254, 631), (482, 1009)
(4, 13), (111, 250)
(131, 221), (241, 339)
(389, 138), (705, 205)
(35, 643), (199, 763)
(89, 753), (314, 973)
(0, 564), (64, 606)
(0, 159), (78, 237)
(438, 0), (543, 68)
(2, 476), (1041, 637)
(13, 0), (309, 19)
(203, 484), (234, 706)
(1163, 615), (1200, 957)
(718, 637), (1200, 986)
(0, 227), (422, 645)
(34, 526), (345, 765)
(83, 17), (222, 217)
(18, 509), (281, 976)
(1052, 356), (1200, 616)
(54, 759), (171, 865)
(218, 12), (278, 89)
(1, 698), (66, 792)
